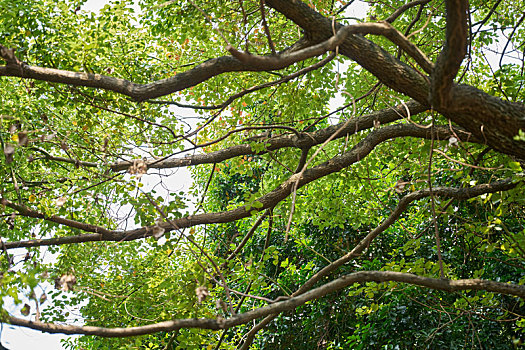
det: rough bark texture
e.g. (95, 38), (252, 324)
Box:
(265, 0), (525, 158)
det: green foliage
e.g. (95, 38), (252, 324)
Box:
(0, 0), (524, 349)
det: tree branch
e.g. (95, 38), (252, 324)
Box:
(430, 0), (469, 108)
(148, 52), (336, 109)
(0, 47), (288, 102)
(110, 101), (427, 172)
(2, 122), (471, 249)
(2, 20), (431, 102)
(228, 21), (433, 74)
(239, 177), (518, 348)
(6, 271), (524, 337)
(266, 0), (525, 160)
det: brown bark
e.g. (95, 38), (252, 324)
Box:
(5, 271), (524, 337)
(265, 0), (525, 159)
(1, 1), (523, 343)
(3, 123), (475, 249)
(430, 0), (469, 108)
(2, 1), (524, 158)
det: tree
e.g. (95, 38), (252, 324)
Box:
(1, 0), (524, 348)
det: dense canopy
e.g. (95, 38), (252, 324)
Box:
(1, 0), (524, 348)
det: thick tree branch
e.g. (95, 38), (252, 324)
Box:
(2, 123), (470, 249)
(110, 101), (427, 172)
(149, 52), (336, 109)
(240, 177), (518, 348)
(0, 53), (239, 101)
(3, 1), (524, 160)
(229, 21), (433, 74)
(5, 1), (523, 158)
(6, 271), (524, 337)
(1, 19), (431, 103)
(265, 0), (525, 159)
(0, 45), (302, 102)
(430, 0), (469, 108)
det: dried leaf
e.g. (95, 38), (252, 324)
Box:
(215, 299), (228, 312)
(128, 159), (148, 177)
(8, 123), (18, 134)
(3, 144), (15, 163)
(6, 213), (15, 230)
(55, 273), (77, 292)
(448, 136), (458, 148)
(18, 131), (28, 146)
(195, 286), (209, 303)
(56, 197), (67, 207)
(152, 225), (165, 239)
(39, 293), (48, 304)
(216, 315), (225, 325)
(394, 180), (410, 194)
(60, 140), (69, 151)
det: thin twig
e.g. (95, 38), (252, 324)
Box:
(498, 11), (525, 68)
(194, 164), (216, 214)
(428, 112), (445, 278)
(432, 148), (503, 171)
(259, 0), (276, 55)
(141, 192), (236, 314)
(224, 210), (271, 263)
(285, 93), (357, 239)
